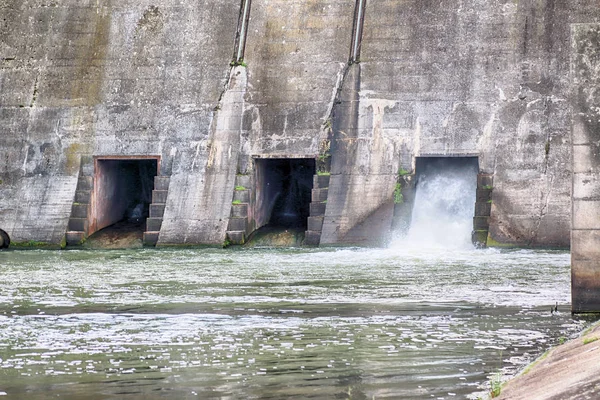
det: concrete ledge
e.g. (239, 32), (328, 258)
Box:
(154, 176), (170, 191)
(65, 231), (85, 246)
(227, 217), (247, 232)
(473, 216), (489, 230)
(476, 189), (492, 202)
(152, 190), (168, 204)
(143, 231), (159, 246)
(77, 176), (93, 191)
(477, 174), (493, 188)
(150, 204), (166, 218)
(231, 203), (248, 218)
(236, 175), (252, 188)
(75, 190), (91, 203)
(68, 218), (88, 232)
(304, 230), (321, 246)
(310, 202), (326, 216)
(308, 216), (324, 231)
(311, 188), (328, 202)
(233, 190), (250, 203)
(471, 230), (488, 246)
(146, 218), (163, 232)
(71, 203), (88, 218)
(226, 230), (246, 245)
(313, 175), (330, 189)
(474, 202), (492, 216)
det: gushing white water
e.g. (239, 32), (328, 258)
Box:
(395, 159), (478, 250)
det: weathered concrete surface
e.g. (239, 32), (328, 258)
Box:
(571, 23), (600, 312)
(497, 323), (600, 400)
(0, 0), (240, 245)
(1, 0), (600, 247)
(321, 0), (584, 247)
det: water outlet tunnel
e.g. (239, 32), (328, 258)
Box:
(253, 158), (315, 233)
(93, 158), (158, 235)
(406, 157), (480, 248)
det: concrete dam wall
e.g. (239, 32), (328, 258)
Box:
(1, 0), (599, 250)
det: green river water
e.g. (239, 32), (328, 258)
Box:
(0, 246), (589, 399)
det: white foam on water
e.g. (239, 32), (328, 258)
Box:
(391, 159), (478, 252)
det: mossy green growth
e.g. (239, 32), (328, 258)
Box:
(482, 185), (493, 190)
(232, 200), (242, 205)
(486, 236), (516, 249)
(230, 59), (247, 67)
(393, 183), (403, 204)
(11, 240), (54, 249)
(398, 168), (410, 176)
(235, 186), (246, 191)
(317, 171), (330, 176)
(545, 141), (550, 156)
(583, 336), (599, 345)
(490, 372), (503, 398)
(558, 336), (567, 345)
(222, 238), (231, 248)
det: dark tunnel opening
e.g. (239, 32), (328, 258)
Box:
(255, 158), (315, 231)
(93, 158), (158, 235)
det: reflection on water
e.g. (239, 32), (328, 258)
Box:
(0, 247), (589, 399)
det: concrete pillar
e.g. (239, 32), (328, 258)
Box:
(571, 24), (600, 312)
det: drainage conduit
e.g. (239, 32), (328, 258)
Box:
(234, 0), (252, 63)
(350, 0), (367, 62)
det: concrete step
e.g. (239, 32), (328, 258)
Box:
(310, 202), (326, 216)
(154, 176), (170, 191)
(473, 216), (490, 230)
(71, 203), (89, 219)
(77, 176), (93, 191)
(146, 217), (163, 232)
(231, 203), (248, 218)
(311, 188), (328, 202)
(227, 217), (247, 232)
(75, 190), (91, 204)
(313, 174), (330, 189)
(65, 231), (85, 246)
(149, 204), (166, 218)
(235, 174), (252, 189)
(476, 189), (492, 202)
(233, 189), (250, 203)
(143, 231), (160, 246)
(472, 230), (488, 247)
(68, 218), (88, 232)
(475, 202), (492, 216)
(226, 230), (246, 245)
(304, 230), (321, 246)
(152, 190), (168, 204)
(308, 216), (324, 231)
(79, 155), (94, 176)
(477, 174), (494, 188)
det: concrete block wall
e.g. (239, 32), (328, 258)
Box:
(2, 0), (600, 251)
(571, 24), (600, 312)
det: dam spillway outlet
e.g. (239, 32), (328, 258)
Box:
(254, 158), (315, 230)
(93, 158), (158, 234)
(408, 157), (479, 249)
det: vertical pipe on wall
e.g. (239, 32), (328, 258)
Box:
(350, 0), (367, 62)
(234, 0), (252, 62)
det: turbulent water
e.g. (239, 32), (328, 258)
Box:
(0, 247), (587, 399)
(406, 158), (478, 250)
